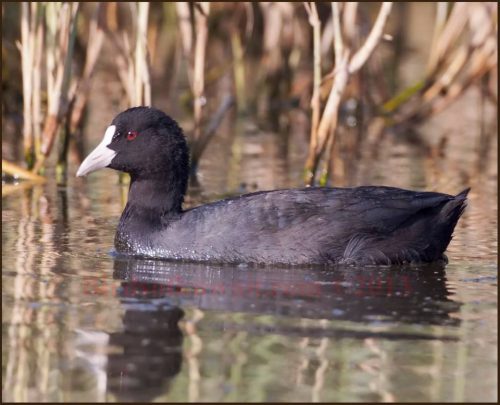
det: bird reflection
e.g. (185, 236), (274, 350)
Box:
(106, 280), (184, 402)
(112, 258), (462, 331)
(107, 258), (463, 400)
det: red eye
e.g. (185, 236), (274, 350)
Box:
(127, 131), (138, 141)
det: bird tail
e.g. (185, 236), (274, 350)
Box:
(456, 187), (471, 199)
(441, 188), (469, 221)
(433, 187), (470, 254)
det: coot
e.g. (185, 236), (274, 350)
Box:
(77, 107), (469, 266)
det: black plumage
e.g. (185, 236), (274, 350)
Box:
(77, 107), (469, 266)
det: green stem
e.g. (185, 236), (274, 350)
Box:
(381, 80), (426, 113)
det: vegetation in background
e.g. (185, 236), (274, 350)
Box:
(304, 2), (392, 185)
(1, 2), (497, 186)
(383, 2), (497, 123)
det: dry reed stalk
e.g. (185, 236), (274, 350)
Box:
(19, 3), (34, 167)
(103, 2), (151, 185)
(32, 2), (79, 174)
(104, 3), (130, 100)
(332, 3), (344, 61)
(176, 2), (193, 86)
(260, 2), (294, 74)
(260, 2), (283, 74)
(56, 5), (106, 182)
(135, 2), (151, 106)
(316, 52), (349, 185)
(230, 29), (246, 112)
(18, 3), (79, 174)
(175, 2), (234, 176)
(304, 2), (393, 185)
(258, 2), (295, 116)
(427, 2), (449, 75)
(348, 2), (393, 74)
(32, 3), (44, 166)
(303, 2), (322, 185)
(423, 46), (468, 102)
(2, 160), (46, 183)
(388, 2), (497, 125)
(427, 2), (496, 103)
(426, 2), (469, 77)
(192, 2), (210, 141)
(147, 11), (159, 67)
(243, 2), (255, 41)
(429, 39), (497, 117)
(343, 2), (358, 48)
(106, 2), (151, 109)
(68, 4), (105, 133)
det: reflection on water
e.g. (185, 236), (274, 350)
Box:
(2, 98), (498, 401)
(69, 258), (464, 402)
(113, 259), (461, 331)
(107, 303), (183, 402)
(2, 180), (497, 402)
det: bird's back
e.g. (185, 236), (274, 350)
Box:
(146, 186), (469, 265)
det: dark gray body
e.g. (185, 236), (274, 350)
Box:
(115, 186), (469, 266)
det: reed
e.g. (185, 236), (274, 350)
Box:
(57, 4), (105, 184)
(107, 2), (151, 107)
(102, 2), (152, 185)
(17, 2), (89, 179)
(19, 3), (43, 169)
(383, 2), (498, 125)
(4, 2), (497, 185)
(66, 5), (105, 151)
(192, 2), (210, 142)
(35, 2), (80, 174)
(258, 2), (295, 118)
(303, 2), (321, 186)
(304, 2), (393, 185)
(175, 2), (235, 177)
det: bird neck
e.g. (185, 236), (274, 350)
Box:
(125, 173), (186, 220)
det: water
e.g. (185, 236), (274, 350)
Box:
(2, 96), (497, 402)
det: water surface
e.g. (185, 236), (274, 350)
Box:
(2, 107), (497, 402)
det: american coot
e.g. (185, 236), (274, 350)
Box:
(77, 107), (469, 266)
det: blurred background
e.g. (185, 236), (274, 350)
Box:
(2, 2), (498, 402)
(2, 2), (497, 188)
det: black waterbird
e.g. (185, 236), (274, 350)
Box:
(77, 107), (469, 266)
